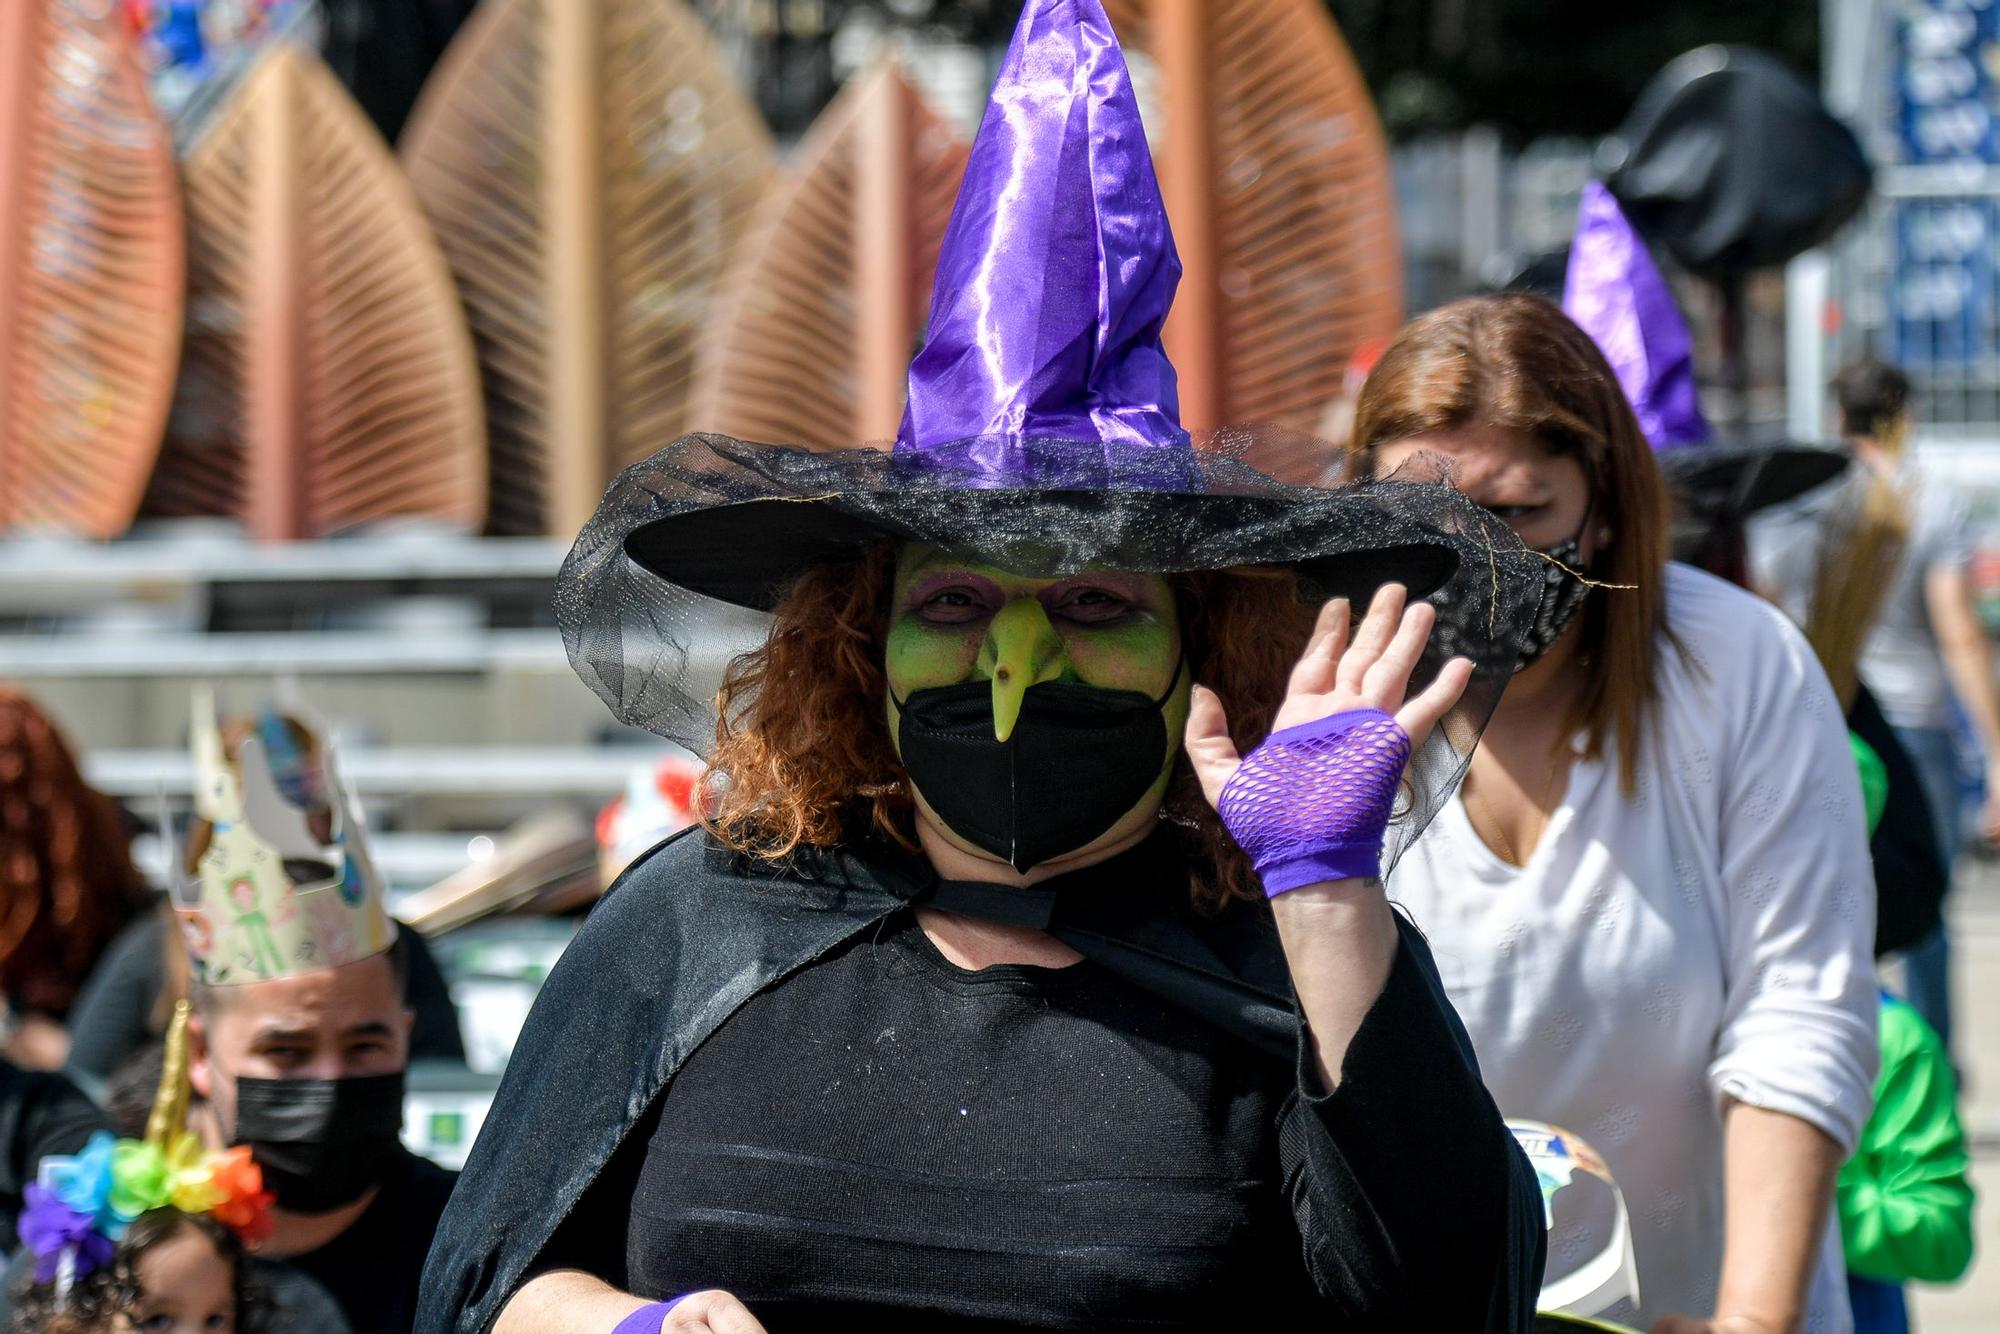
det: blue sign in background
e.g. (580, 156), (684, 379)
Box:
(1893, 0), (2000, 367)
(1893, 197), (1998, 367)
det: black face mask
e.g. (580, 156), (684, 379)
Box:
(894, 660), (1183, 873)
(233, 1070), (406, 1213)
(1516, 532), (1592, 674)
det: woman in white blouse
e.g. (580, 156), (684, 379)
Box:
(1353, 294), (1877, 1334)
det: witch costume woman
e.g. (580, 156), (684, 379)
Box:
(420, 4), (1549, 1330)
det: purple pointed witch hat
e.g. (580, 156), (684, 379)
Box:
(1561, 180), (1844, 519)
(1562, 181), (1710, 450)
(896, 0), (1183, 468)
(557, 0), (1540, 758)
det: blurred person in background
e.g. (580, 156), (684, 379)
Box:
(1352, 293), (1877, 1333)
(169, 694), (452, 1334)
(63, 705), (463, 1097)
(0, 690), (151, 1072)
(0, 1060), (104, 1262)
(593, 755), (707, 890)
(1754, 359), (1996, 1058)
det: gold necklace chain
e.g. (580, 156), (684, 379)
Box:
(1462, 755), (1563, 869)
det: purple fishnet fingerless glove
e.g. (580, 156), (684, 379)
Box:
(1216, 708), (1412, 896)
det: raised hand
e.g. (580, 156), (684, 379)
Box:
(1184, 583), (1472, 893)
(1187, 582), (1471, 802)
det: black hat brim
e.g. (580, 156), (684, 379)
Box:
(625, 489), (1461, 613)
(1655, 441), (1849, 518)
(603, 433), (1487, 613)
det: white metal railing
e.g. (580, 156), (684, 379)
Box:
(86, 746), (643, 799)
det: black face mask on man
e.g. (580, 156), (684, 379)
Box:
(893, 659), (1183, 873)
(233, 1070), (407, 1213)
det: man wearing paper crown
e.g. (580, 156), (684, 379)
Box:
(172, 691), (455, 1334)
(423, 3), (1547, 1330)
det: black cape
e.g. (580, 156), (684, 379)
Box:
(417, 829), (1545, 1332)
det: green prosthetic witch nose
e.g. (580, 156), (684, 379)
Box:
(976, 598), (1070, 742)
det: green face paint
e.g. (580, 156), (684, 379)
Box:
(885, 545), (1191, 853)
(886, 546), (1183, 698)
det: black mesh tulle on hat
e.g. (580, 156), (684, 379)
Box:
(555, 428), (1542, 871)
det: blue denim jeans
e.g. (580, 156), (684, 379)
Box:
(1890, 724), (1961, 1054)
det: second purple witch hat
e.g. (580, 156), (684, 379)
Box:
(1562, 180), (1711, 450)
(1561, 179), (1847, 524)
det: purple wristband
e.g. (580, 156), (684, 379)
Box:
(1216, 708), (1411, 896)
(612, 1298), (684, 1334)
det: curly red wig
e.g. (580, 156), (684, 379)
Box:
(0, 688), (149, 1017)
(704, 546), (1314, 909)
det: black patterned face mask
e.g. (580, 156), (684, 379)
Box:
(1515, 533), (1591, 673)
(1410, 524), (1592, 677)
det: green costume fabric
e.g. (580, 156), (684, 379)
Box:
(1836, 995), (1975, 1285)
(1849, 733), (1888, 835)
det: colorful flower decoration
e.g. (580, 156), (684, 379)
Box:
(19, 1131), (274, 1284)
(43, 1132), (121, 1237)
(204, 1147), (275, 1245)
(18, 1185), (114, 1285)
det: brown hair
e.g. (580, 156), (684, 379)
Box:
(5, 1207), (267, 1334)
(0, 689), (149, 1018)
(1833, 359), (1911, 440)
(1349, 294), (1672, 793)
(703, 546), (1315, 908)
(1805, 472), (1909, 710)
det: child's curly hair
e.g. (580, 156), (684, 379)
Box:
(5, 1209), (269, 1334)
(703, 544), (1315, 909)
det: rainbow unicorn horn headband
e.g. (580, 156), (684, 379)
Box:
(175, 688), (396, 986)
(20, 1002), (274, 1299)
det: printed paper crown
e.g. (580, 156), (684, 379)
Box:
(172, 689), (396, 986)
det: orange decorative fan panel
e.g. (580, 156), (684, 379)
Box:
(690, 60), (969, 451)
(144, 44), (486, 540)
(401, 0), (777, 536)
(0, 0), (184, 538)
(1105, 0), (1404, 431)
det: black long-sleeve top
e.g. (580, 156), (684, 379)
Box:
(0, 1059), (104, 1254)
(421, 829), (1543, 1331)
(545, 915), (1531, 1327)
